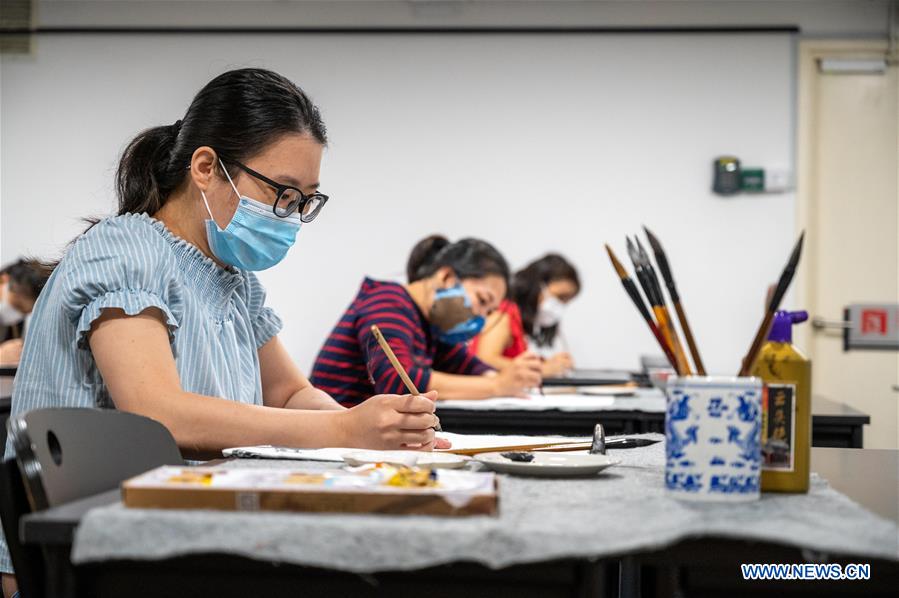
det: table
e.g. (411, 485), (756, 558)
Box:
(20, 446), (898, 598)
(438, 395), (870, 448)
(542, 368), (638, 387)
(0, 374), (12, 452)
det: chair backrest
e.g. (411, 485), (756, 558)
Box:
(8, 408), (183, 510)
(0, 458), (44, 598)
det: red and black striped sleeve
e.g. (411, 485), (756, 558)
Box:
(433, 341), (494, 376)
(354, 289), (432, 395)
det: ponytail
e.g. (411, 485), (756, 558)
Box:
(406, 235), (451, 282)
(115, 122), (182, 216)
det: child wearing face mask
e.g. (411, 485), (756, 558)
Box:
(472, 254), (580, 378)
(310, 235), (543, 405)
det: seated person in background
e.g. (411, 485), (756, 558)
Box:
(311, 235), (542, 405)
(0, 260), (51, 365)
(472, 254), (580, 377)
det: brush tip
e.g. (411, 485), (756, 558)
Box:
(643, 226), (663, 252)
(605, 244), (627, 278)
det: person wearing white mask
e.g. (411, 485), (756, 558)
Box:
(472, 254), (580, 377)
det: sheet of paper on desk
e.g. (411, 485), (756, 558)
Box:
(222, 445), (349, 462)
(436, 389), (666, 413)
(437, 393), (614, 411)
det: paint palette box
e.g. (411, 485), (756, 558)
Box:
(122, 465), (498, 516)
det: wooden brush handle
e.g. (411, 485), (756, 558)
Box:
(370, 325), (419, 395)
(444, 441), (593, 456)
(653, 307), (691, 375)
(648, 321), (679, 371)
(739, 311), (775, 376)
(674, 302), (706, 376)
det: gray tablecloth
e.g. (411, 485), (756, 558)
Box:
(71, 436), (899, 571)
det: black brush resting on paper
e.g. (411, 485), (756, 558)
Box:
(643, 226), (707, 375)
(738, 232), (805, 376)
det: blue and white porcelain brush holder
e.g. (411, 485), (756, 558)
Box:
(664, 376), (763, 502)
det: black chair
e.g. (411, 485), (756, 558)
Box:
(1, 408), (183, 597)
(8, 408), (183, 511)
(0, 458), (44, 598)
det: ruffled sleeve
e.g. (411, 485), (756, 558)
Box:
(242, 272), (283, 349)
(60, 215), (183, 350)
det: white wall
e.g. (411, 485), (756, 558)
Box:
(1, 32), (796, 374)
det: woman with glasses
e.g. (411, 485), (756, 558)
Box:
(3, 68), (450, 594)
(310, 235), (543, 406)
(1, 70), (447, 589)
(1, 68), (444, 459)
(471, 254), (581, 377)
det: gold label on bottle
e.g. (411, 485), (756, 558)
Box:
(762, 384), (796, 472)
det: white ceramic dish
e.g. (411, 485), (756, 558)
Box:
(473, 452), (619, 477)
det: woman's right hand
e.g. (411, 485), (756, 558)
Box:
(493, 352), (542, 397)
(340, 391), (442, 450)
(542, 352), (574, 377)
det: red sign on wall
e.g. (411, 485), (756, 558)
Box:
(860, 309), (888, 335)
(847, 304), (899, 350)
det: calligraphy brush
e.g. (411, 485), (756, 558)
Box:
(642, 226), (707, 375)
(738, 232), (805, 376)
(627, 237), (689, 375)
(605, 244), (678, 370)
(370, 324), (441, 432)
(634, 237), (693, 375)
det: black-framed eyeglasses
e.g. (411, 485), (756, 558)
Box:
(221, 157), (329, 223)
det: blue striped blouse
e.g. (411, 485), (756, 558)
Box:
(0, 212), (283, 572)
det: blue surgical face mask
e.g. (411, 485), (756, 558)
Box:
(428, 283), (485, 345)
(201, 160), (302, 271)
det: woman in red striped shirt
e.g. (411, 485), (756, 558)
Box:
(311, 236), (542, 406)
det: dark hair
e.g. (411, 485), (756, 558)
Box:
(5, 259), (52, 300)
(406, 235), (510, 288)
(511, 253), (580, 346)
(116, 67), (327, 216)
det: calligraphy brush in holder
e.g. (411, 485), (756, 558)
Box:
(642, 226), (706, 375)
(738, 232), (805, 376)
(627, 237), (690, 375)
(605, 244), (678, 370)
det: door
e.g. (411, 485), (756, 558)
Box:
(797, 41), (899, 449)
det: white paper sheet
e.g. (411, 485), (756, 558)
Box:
(224, 433), (593, 462)
(436, 389), (666, 412)
(223, 446), (350, 462)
